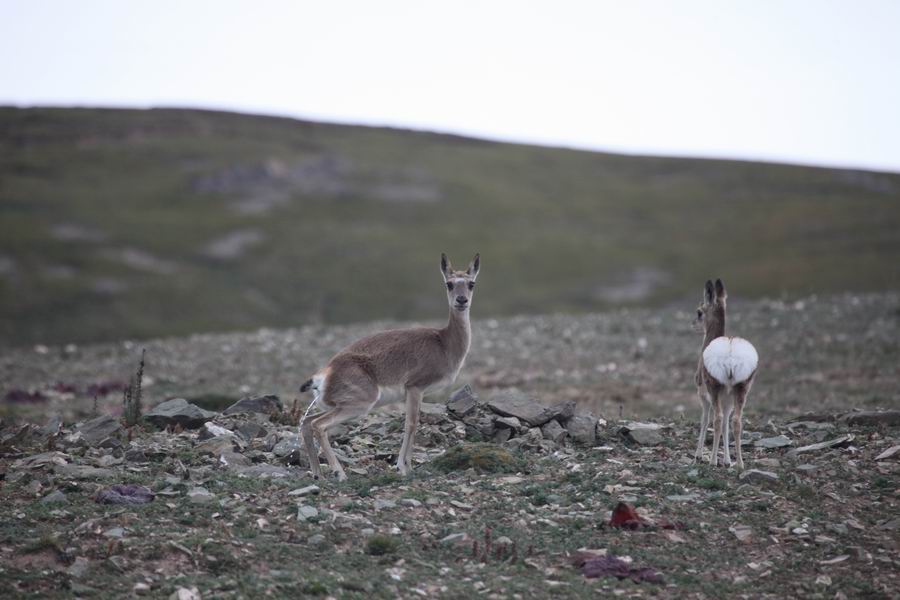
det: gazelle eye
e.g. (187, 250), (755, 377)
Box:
(446, 282), (454, 291)
(697, 310), (703, 319)
(468, 282), (475, 290)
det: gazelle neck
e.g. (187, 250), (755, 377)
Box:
(702, 312), (726, 350)
(442, 306), (471, 359)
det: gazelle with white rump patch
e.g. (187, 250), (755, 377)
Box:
(693, 279), (758, 470)
(298, 253), (480, 481)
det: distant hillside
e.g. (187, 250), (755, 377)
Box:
(1, 107), (898, 346)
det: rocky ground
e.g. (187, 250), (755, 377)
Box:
(0, 292), (898, 598)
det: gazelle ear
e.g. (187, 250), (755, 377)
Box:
(704, 280), (715, 304)
(714, 278), (727, 300)
(467, 253), (480, 280)
(440, 253), (452, 278)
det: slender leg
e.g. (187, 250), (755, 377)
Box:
(694, 388), (710, 463)
(301, 411), (323, 479)
(709, 387), (722, 467)
(397, 387), (422, 475)
(733, 389), (748, 471)
(722, 398), (733, 467)
(311, 404), (367, 482)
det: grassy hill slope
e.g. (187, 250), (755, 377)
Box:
(1, 107), (898, 345)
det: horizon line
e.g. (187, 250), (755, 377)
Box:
(4, 100), (899, 176)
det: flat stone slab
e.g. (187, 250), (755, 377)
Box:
(754, 435), (793, 449)
(447, 385), (479, 417)
(223, 394), (284, 416)
(76, 415), (123, 446)
(840, 410), (900, 427)
(739, 469), (779, 484)
(788, 434), (854, 456)
(486, 391), (554, 426)
(541, 419), (567, 443)
(145, 398), (217, 429)
(623, 427), (663, 446)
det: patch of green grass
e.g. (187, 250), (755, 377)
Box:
(695, 477), (728, 491)
(365, 535), (399, 556)
(431, 443), (525, 474)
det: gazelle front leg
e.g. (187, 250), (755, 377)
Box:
(708, 387), (722, 467)
(694, 388), (710, 463)
(397, 387), (422, 476)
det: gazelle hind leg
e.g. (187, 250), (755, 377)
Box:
(694, 388), (710, 463)
(733, 386), (749, 471)
(709, 388), (722, 467)
(722, 398), (734, 467)
(309, 406), (366, 482)
(301, 411), (323, 479)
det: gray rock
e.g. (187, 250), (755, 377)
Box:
(841, 410), (900, 427)
(492, 428), (512, 443)
(145, 398), (216, 429)
(420, 402), (449, 424)
(439, 532), (469, 545)
(374, 498), (397, 510)
(541, 419), (567, 443)
(76, 415), (123, 447)
(273, 434), (303, 457)
(125, 447), (147, 462)
(67, 556), (90, 578)
(223, 394), (284, 416)
(447, 385), (479, 417)
(399, 498), (422, 508)
(218, 451), (251, 469)
(547, 399), (576, 422)
(54, 464), (114, 479)
(187, 487), (215, 504)
(40, 490), (68, 504)
(494, 416), (523, 431)
(738, 469), (779, 484)
(788, 434), (854, 456)
(875, 445), (900, 461)
(288, 485), (321, 497)
(462, 414), (496, 440)
(236, 421), (268, 440)
(565, 414), (598, 445)
(196, 435), (238, 457)
(297, 505), (319, 521)
(666, 493), (700, 502)
(236, 464), (291, 478)
(103, 527), (125, 538)
(40, 415), (63, 437)
(486, 391), (554, 426)
(625, 427), (663, 446)
(307, 534), (326, 545)
(198, 422), (234, 440)
(755, 435), (793, 449)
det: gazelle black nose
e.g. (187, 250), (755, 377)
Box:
(456, 296), (468, 304)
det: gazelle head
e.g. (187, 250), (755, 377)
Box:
(695, 278), (726, 334)
(440, 253), (480, 313)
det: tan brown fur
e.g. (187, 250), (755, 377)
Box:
(300, 253), (480, 480)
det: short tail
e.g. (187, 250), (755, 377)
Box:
(299, 378), (313, 393)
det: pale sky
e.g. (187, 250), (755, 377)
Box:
(2, 0), (899, 172)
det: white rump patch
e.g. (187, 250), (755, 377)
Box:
(703, 336), (759, 386)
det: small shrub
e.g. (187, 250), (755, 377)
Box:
(431, 443), (523, 474)
(122, 349), (145, 427)
(300, 581), (328, 596)
(365, 534), (399, 556)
